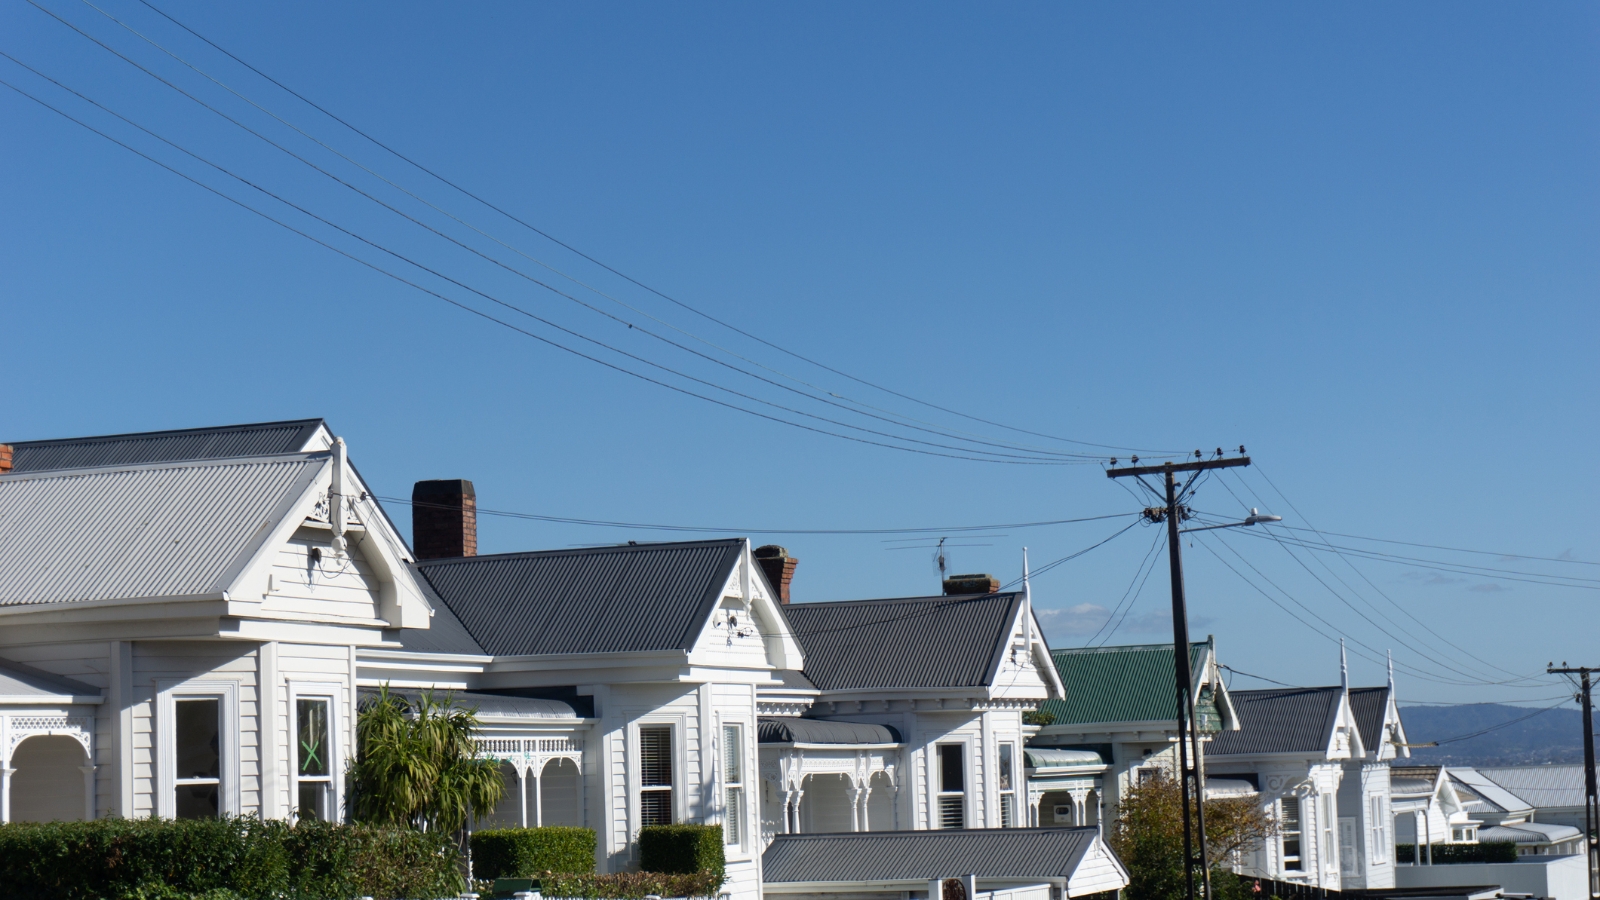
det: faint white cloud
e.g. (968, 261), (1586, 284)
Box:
(1038, 604), (1213, 643)
(1468, 583), (1509, 593)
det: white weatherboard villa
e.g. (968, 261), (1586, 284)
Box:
(0, 420), (1128, 900)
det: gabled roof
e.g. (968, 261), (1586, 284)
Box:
(412, 539), (746, 656)
(1208, 686), (1348, 756)
(0, 454), (325, 607)
(762, 827), (1120, 887)
(782, 592), (1030, 691)
(4, 419), (326, 473)
(1039, 640), (1212, 726)
(1348, 686), (1399, 755)
(1448, 767), (1535, 817)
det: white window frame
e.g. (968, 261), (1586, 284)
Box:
(720, 720), (750, 855)
(156, 680), (240, 819)
(288, 681), (343, 823)
(1281, 797), (1304, 872)
(1369, 795), (1387, 863)
(997, 742), (1017, 828)
(630, 717), (684, 835)
(934, 741), (968, 829)
(1322, 793), (1337, 873)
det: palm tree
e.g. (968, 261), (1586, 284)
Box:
(350, 684), (505, 834)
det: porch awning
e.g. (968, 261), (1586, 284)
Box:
(1025, 748), (1104, 770)
(1205, 778), (1258, 799)
(758, 717), (901, 745)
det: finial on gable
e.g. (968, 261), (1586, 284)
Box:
(1387, 649), (1395, 694)
(1021, 548), (1035, 658)
(1340, 638), (1349, 693)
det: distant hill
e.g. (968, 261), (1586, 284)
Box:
(1398, 703), (1583, 766)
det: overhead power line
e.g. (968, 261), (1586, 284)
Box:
(115, 0), (1176, 459)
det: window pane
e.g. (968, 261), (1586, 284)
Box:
(175, 782), (219, 819)
(640, 789), (673, 826)
(175, 698), (221, 781)
(939, 745), (964, 793)
(723, 725), (741, 785)
(297, 699), (330, 777)
(725, 786), (742, 844)
(298, 781), (329, 822)
(640, 727), (673, 787)
(998, 744), (1013, 791)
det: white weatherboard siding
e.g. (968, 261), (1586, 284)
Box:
(131, 641), (259, 817)
(1068, 839), (1133, 897)
(262, 530), (382, 623)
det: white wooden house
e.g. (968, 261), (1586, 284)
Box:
(0, 419), (1128, 900)
(1207, 652), (1408, 890)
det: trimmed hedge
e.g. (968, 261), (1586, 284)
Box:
(1395, 841), (1518, 864)
(471, 826), (596, 881)
(0, 817), (463, 900)
(638, 824), (725, 881)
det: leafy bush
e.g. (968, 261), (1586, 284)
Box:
(639, 824), (724, 882)
(1395, 841), (1518, 864)
(541, 870), (724, 899)
(471, 827), (597, 881)
(0, 817), (462, 900)
(1022, 709), (1056, 726)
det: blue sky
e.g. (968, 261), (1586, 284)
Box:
(3, 2), (1596, 704)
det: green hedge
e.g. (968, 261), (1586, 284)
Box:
(1395, 841), (1518, 864)
(639, 824), (724, 881)
(0, 818), (462, 900)
(471, 827), (596, 881)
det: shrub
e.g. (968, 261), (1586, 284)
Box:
(542, 870), (724, 899)
(0, 817), (462, 900)
(639, 824), (725, 882)
(472, 827), (597, 881)
(1394, 841), (1518, 864)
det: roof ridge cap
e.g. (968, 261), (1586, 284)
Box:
(0, 451), (327, 481)
(10, 418), (325, 447)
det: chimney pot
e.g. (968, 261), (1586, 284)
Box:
(0, 444), (11, 474)
(412, 479), (477, 560)
(753, 544), (799, 604)
(942, 573), (999, 595)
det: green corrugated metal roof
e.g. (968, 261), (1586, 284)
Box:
(1040, 640), (1210, 726)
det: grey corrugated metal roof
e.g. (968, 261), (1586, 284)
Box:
(413, 539), (744, 656)
(783, 593), (1023, 691)
(5, 419), (325, 473)
(1207, 687), (1344, 755)
(762, 827), (1100, 883)
(1477, 765), (1595, 810)
(758, 717), (900, 745)
(0, 657), (102, 702)
(390, 570), (486, 655)
(0, 454), (324, 607)
(1448, 768), (1534, 816)
(1479, 822), (1581, 844)
(1348, 687), (1391, 751)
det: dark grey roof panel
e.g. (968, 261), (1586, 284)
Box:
(783, 593), (1023, 691)
(762, 828), (1098, 883)
(391, 572), (486, 655)
(758, 717), (900, 745)
(414, 539), (744, 656)
(7, 419), (325, 473)
(1348, 687), (1390, 750)
(1207, 687), (1344, 755)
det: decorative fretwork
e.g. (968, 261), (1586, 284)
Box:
(8, 715), (93, 756)
(472, 736), (583, 768)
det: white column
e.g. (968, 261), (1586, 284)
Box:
(81, 765), (97, 820)
(533, 764), (543, 828)
(0, 766), (13, 823)
(790, 789), (805, 833)
(518, 764), (528, 828)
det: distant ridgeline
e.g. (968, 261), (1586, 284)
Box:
(1399, 704), (1584, 766)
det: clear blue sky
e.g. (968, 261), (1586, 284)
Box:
(3, 2), (1595, 704)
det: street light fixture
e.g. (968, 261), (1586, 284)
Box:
(1179, 509), (1283, 533)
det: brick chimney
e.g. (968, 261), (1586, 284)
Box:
(0, 445), (11, 474)
(412, 479), (477, 560)
(753, 544), (798, 604)
(942, 573), (999, 595)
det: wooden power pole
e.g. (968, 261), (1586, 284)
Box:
(1107, 453), (1250, 900)
(1548, 664), (1600, 900)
